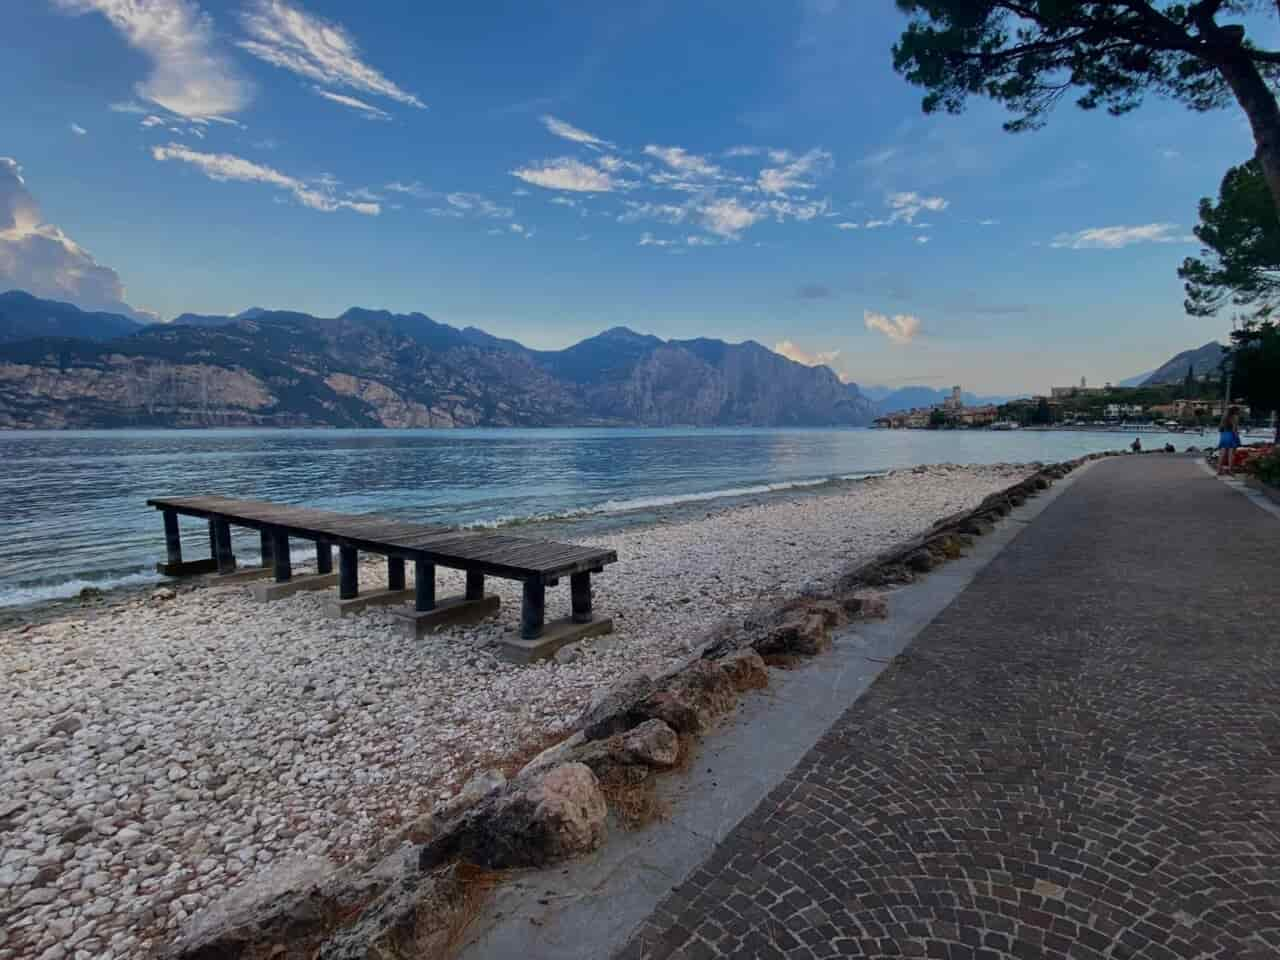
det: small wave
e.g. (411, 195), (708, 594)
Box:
(0, 570), (163, 608)
(469, 472), (883, 528)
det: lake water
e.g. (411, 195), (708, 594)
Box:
(0, 427), (1202, 608)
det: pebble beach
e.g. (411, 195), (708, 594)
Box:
(0, 462), (1031, 959)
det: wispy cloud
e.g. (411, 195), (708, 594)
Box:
(638, 232), (676, 247)
(151, 143), (380, 214)
(238, 0), (425, 110)
(887, 191), (948, 224)
(540, 115), (614, 151)
(775, 339), (840, 367)
(53, 0), (251, 118)
(108, 100), (149, 114)
(511, 157), (617, 192)
(864, 310), (921, 345)
(446, 191), (512, 219)
(617, 201), (688, 225)
(70, 123), (88, 136)
(723, 145), (764, 158)
(385, 180), (430, 199)
(699, 197), (762, 238)
(915, 236), (930, 245)
(758, 148), (832, 196)
(1, 156), (149, 317)
(313, 88), (390, 120)
(643, 145), (722, 179)
(978, 218), (999, 226)
(1050, 223), (1191, 249)
(835, 221), (859, 230)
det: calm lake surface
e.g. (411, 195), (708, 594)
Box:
(0, 426), (1199, 607)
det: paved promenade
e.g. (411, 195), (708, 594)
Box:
(619, 456), (1280, 960)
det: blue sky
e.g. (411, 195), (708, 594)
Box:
(1, 0), (1270, 392)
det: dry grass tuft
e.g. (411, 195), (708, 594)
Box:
(600, 773), (666, 831)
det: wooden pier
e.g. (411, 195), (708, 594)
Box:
(146, 495), (617, 658)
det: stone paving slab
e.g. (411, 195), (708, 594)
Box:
(618, 455), (1280, 960)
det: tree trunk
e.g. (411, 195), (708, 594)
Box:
(1218, 53), (1280, 221)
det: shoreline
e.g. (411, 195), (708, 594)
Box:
(2, 462), (1033, 957)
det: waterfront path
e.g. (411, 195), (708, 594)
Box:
(619, 455), (1280, 960)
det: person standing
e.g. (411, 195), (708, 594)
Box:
(1217, 406), (1242, 475)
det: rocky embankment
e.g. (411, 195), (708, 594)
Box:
(0, 463), (1030, 958)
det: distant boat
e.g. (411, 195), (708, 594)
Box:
(990, 420), (1020, 431)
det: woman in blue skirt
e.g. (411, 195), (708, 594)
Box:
(1217, 406), (1241, 475)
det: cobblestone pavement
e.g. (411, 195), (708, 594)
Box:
(618, 456), (1280, 960)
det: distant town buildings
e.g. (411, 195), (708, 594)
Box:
(872, 386), (999, 430)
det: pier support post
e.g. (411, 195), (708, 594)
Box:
(414, 559), (436, 611)
(213, 518), (235, 574)
(570, 572), (593, 623)
(466, 570), (485, 601)
(316, 542), (333, 575)
(259, 529), (275, 569)
(339, 547), (359, 599)
(163, 510), (182, 566)
(521, 578), (546, 639)
(271, 529), (291, 582)
(387, 557), (406, 592)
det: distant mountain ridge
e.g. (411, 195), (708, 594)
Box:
(871, 385), (1018, 414)
(0, 290), (145, 343)
(1139, 341), (1227, 386)
(0, 291), (875, 429)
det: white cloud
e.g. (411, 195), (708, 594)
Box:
(597, 154), (644, 174)
(53, 0), (250, 118)
(978, 218), (999, 226)
(540, 115), (614, 151)
(638, 232), (675, 247)
(108, 100), (149, 114)
(509, 223), (525, 234)
(151, 143), (380, 214)
(864, 310), (921, 345)
(775, 339), (840, 368)
(70, 123), (88, 136)
(686, 235), (719, 246)
(141, 115), (167, 128)
(1050, 223), (1190, 249)
(758, 148), (832, 196)
(313, 88), (390, 120)
(835, 221), (859, 230)
(764, 198), (828, 223)
(511, 157), (616, 192)
(446, 192), (512, 218)
(643, 145), (722, 179)
(512, 187), (529, 196)
(699, 197), (762, 238)
(915, 235), (930, 244)
(864, 218), (890, 229)
(385, 180), (430, 198)
(0, 157), (150, 318)
(617, 200), (688, 225)
(887, 191), (948, 224)
(238, 0), (424, 109)
(724, 145), (763, 158)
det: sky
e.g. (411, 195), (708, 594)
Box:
(1, 0), (1273, 393)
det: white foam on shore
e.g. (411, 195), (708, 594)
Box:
(471, 471), (884, 527)
(0, 570), (163, 608)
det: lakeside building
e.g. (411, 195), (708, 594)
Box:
(872, 388), (1000, 429)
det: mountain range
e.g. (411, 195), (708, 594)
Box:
(1135, 341), (1227, 386)
(0, 291), (875, 429)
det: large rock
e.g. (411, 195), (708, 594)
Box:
(578, 671), (659, 741)
(617, 719), (680, 767)
(754, 612), (831, 658)
(715, 649), (769, 692)
(433, 768), (506, 822)
(637, 660), (739, 734)
(420, 763), (607, 870)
